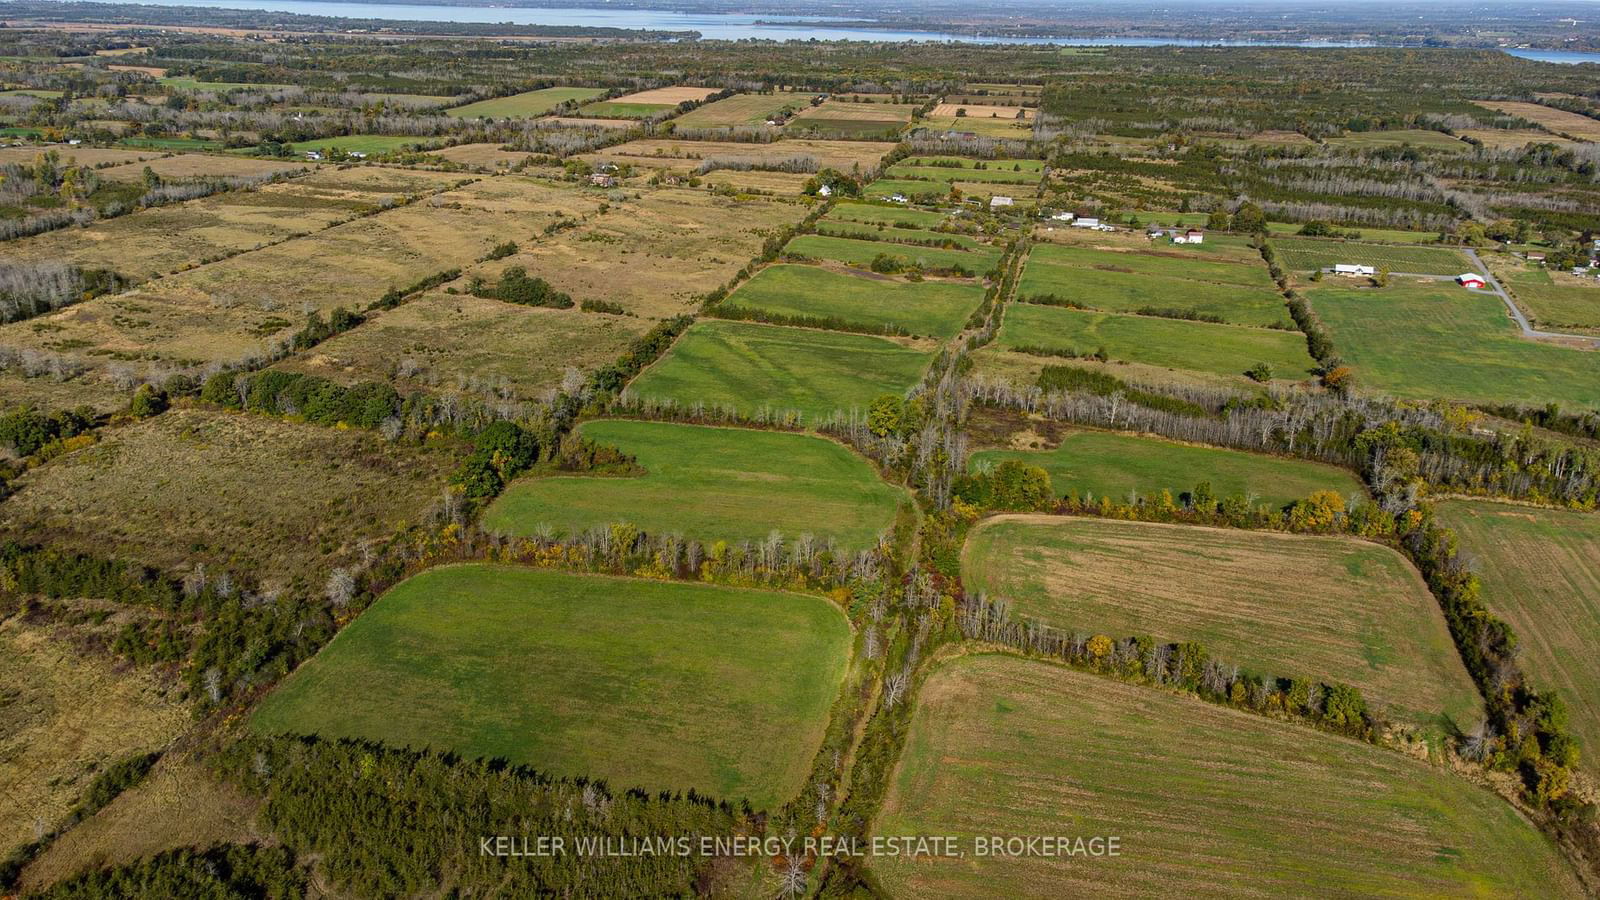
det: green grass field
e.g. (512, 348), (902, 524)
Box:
(1017, 261), (1291, 327)
(815, 219), (985, 251)
(445, 86), (606, 118)
(964, 516), (1481, 729)
(785, 118), (905, 139)
(1029, 243), (1276, 289)
(1273, 237), (1471, 275)
(1435, 501), (1600, 778)
(483, 420), (904, 550)
(874, 655), (1579, 899)
(996, 304), (1317, 381)
(883, 163), (1039, 185)
(903, 155), (1044, 172)
(628, 320), (933, 422)
(672, 92), (818, 127)
(252, 565), (851, 810)
(156, 76), (292, 92)
(286, 134), (440, 155)
(1507, 269), (1600, 332)
(827, 201), (947, 228)
(719, 264), (985, 338)
(863, 178), (950, 201)
(1311, 280), (1600, 408)
(1323, 128), (1469, 151)
(970, 430), (1364, 508)
(577, 100), (675, 118)
(118, 136), (222, 150)
(784, 233), (1000, 275)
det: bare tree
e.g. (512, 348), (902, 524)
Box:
(326, 567), (356, 608)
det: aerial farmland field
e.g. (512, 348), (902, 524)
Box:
(1272, 237), (1471, 275)
(627, 320), (934, 421)
(251, 565), (851, 809)
(1017, 243), (1289, 326)
(443, 86), (606, 118)
(484, 420), (905, 549)
(1435, 501), (1600, 778)
(784, 233), (1000, 275)
(970, 430), (1365, 508)
(716, 263), (985, 338)
(671, 92), (819, 127)
(963, 516), (1481, 729)
(874, 655), (1581, 898)
(1311, 280), (1600, 408)
(0, 408), (460, 587)
(995, 303), (1317, 381)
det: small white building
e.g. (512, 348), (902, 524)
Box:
(1052, 212), (1075, 222)
(817, 184), (832, 197)
(305, 150), (323, 160)
(1458, 273), (1487, 289)
(889, 193), (908, 204)
(1333, 264), (1376, 277)
(1172, 229), (1205, 244)
(990, 195), (1013, 208)
(348, 151), (367, 159)
(1527, 251), (1547, 263)
(1072, 217), (1100, 229)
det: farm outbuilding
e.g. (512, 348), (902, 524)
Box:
(1457, 273), (1487, 289)
(1333, 264), (1376, 277)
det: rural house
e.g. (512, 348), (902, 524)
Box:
(1072, 217), (1101, 228)
(589, 173), (618, 187)
(1172, 229), (1205, 244)
(1333, 264), (1376, 277)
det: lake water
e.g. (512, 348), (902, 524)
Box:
(57, 0), (1600, 61)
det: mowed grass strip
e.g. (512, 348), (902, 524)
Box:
(963, 516), (1481, 729)
(1029, 242), (1275, 289)
(252, 565), (851, 810)
(1507, 270), (1600, 332)
(484, 420), (904, 551)
(816, 219), (985, 251)
(1018, 260), (1291, 327)
(627, 320), (933, 422)
(828, 201), (946, 228)
(445, 86), (606, 118)
(785, 234), (1000, 274)
(1436, 501), (1600, 778)
(719, 264), (984, 338)
(970, 430), (1364, 509)
(996, 304), (1317, 380)
(1311, 280), (1600, 408)
(874, 655), (1580, 899)
(883, 163), (1038, 185)
(1272, 237), (1470, 275)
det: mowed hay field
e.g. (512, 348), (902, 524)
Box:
(787, 100), (916, 138)
(579, 86), (721, 118)
(473, 187), (806, 319)
(784, 233), (1001, 275)
(0, 621), (190, 860)
(828, 201), (947, 229)
(0, 408), (459, 589)
(873, 655), (1581, 899)
(484, 420), (904, 550)
(252, 565), (851, 810)
(0, 166), (460, 279)
(929, 103), (1034, 119)
(1311, 280), (1600, 408)
(627, 320), (934, 422)
(581, 137), (894, 176)
(1322, 128), (1469, 151)
(1435, 501), (1600, 778)
(1272, 237), (1471, 275)
(0, 146), (160, 168)
(919, 115), (1035, 138)
(271, 291), (647, 401)
(970, 430), (1365, 509)
(672, 92), (819, 127)
(1, 176), (587, 370)
(815, 218), (986, 251)
(996, 304), (1317, 382)
(1017, 243), (1289, 327)
(444, 86), (605, 118)
(95, 152), (307, 181)
(1504, 266), (1600, 333)
(963, 516), (1480, 728)
(718, 264), (984, 338)
(1471, 100), (1600, 141)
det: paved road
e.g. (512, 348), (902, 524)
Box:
(1462, 249), (1600, 348)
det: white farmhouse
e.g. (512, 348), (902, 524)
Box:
(1333, 264), (1376, 277)
(1172, 229), (1205, 244)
